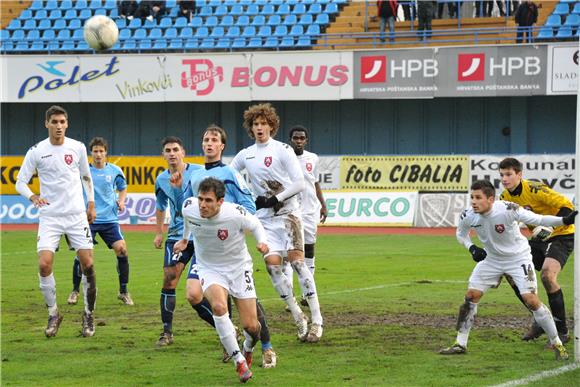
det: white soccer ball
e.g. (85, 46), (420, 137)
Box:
(83, 15), (119, 51)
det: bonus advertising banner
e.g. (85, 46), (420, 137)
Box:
(340, 156), (469, 191)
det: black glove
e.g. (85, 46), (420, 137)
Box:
(562, 210), (578, 226)
(469, 245), (487, 262)
(255, 195), (279, 210)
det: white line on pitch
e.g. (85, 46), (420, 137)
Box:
(490, 363), (580, 387)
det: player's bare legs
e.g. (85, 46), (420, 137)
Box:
(234, 297), (261, 368)
(38, 250), (63, 337)
(77, 248), (97, 337)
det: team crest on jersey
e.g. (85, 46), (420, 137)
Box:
(217, 229), (229, 240)
(64, 154), (73, 165)
(264, 156), (272, 167)
(495, 224), (505, 233)
(106, 175), (112, 183)
(306, 162), (313, 172)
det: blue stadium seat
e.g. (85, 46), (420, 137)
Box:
(26, 30), (40, 41)
(232, 37), (246, 48)
(63, 9), (77, 20)
(211, 26), (225, 37)
(41, 29), (55, 41)
(208, 0), (222, 6)
(306, 24), (321, 35)
(6, 19), (21, 30)
(267, 15), (282, 26)
(143, 18), (157, 29)
(150, 28), (163, 39)
(315, 13), (330, 25)
(109, 8), (118, 17)
(0, 29), (9, 41)
(75, 0), (88, 10)
(61, 0), (73, 9)
(160, 17), (172, 28)
(57, 29), (71, 40)
(247, 37), (262, 48)
(252, 15), (266, 26)
(264, 36), (278, 48)
(15, 41), (29, 51)
(116, 18), (127, 29)
(30, 0), (43, 11)
(10, 29), (25, 41)
(205, 16), (218, 27)
(574, 3), (580, 14)
(296, 36), (312, 48)
(79, 9), (92, 20)
(236, 15), (250, 26)
(46, 0), (59, 10)
(128, 18), (143, 29)
(47, 41), (60, 51)
(289, 25), (304, 36)
(123, 39), (137, 50)
(190, 16), (203, 28)
(69, 19), (82, 29)
(247, 4), (260, 15)
(198, 6), (212, 17)
(134, 28), (147, 39)
(89, 0), (103, 10)
(226, 26), (241, 37)
(20, 9), (33, 19)
(22, 19), (37, 30)
(292, 3), (307, 14)
(280, 36), (294, 47)
(195, 27), (210, 38)
(230, 4), (244, 16)
(168, 7), (178, 17)
(277, 4), (291, 15)
(200, 37), (215, 49)
(255, 0), (268, 5)
(242, 26), (256, 37)
(564, 13), (580, 27)
(545, 14), (562, 28)
(553, 3), (571, 16)
(165, 27), (178, 39)
(53, 19), (67, 30)
(1, 39), (15, 52)
(556, 25), (573, 38)
(308, 3), (323, 14)
(72, 29), (85, 40)
(119, 28), (132, 40)
(261, 4), (275, 15)
(61, 40), (76, 50)
(215, 5), (229, 16)
(257, 25), (271, 37)
(239, 0), (252, 5)
(38, 19), (52, 30)
(299, 14), (313, 25)
(174, 17), (188, 28)
(286, 0), (300, 6)
(34, 10), (48, 20)
(220, 15), (235, 27)
(184, 38), (198, 49)
(216, 37), (231, 49)
(139, 39), (152, 49)
(94, 9), (107, 16)
(31, 41), (45, 50)
(154, 39), (168, 49)
(180, 27), (193, 38)
(303, 0), (315, 4)
(333, 0), (347, 5)
(325, 3), (339, 14)
(536, 26), (553, 39)
(283, 15), (298, 25)
(104, 0), (117, 8)
(169, 38), (183, 49)
(273, 25), (287, 36)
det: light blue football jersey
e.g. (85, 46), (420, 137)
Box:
(91, 163), (127, 224)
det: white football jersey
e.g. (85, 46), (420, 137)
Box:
(182, 199), (268, 271)
(456, 200), (565, 260)
(297, 150), (321, 216)
(17, 137), (91, 217)
(230, 139), (303, 218)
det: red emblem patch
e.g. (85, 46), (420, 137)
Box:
(495, 224), (505, 233)
(264, 156), (272, 167)
(217, 229), (228, 241)
(64, 154), (73, 165)
(306, 162), (313, 172)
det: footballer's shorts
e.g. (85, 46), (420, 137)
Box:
(529, 234), (573, 271)
(302, 212), (319, 245)
(260, 210), (304, 255)
(468, 255), (537, 295)
(37, 214), (93, 253)
(90, 222), (124, 249)
(163, 239), (195, 268)
(198, 261), (256, 299)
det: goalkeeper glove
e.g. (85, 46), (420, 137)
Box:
(469, 245), (487, 262)
(255, 195), (279, 210)
(562, 210), (578, 226)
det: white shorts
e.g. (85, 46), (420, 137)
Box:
(302, 212), (318, 245)
(468, 255), (537, 295)
(37, 214), (93, 253)
(198, 261), (257, 299)
(259, 210), (304, 254)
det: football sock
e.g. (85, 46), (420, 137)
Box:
(242, 322), (261, 353)
(72, 256), (81, 292)
(191, 298), (215, 327)
(455, 299), (477, 347)
(82, 265), (97, 315)
(533, 303), (561, 345)
(266, 264), (303, 322)
(282, 260), (294, 290)
(116, 255), (129, 293)
(214, 313), (244, 364)
(292, 260), (323, 325)
(305, 257), (315, 276)
(161, 288), (176, 334)
(547, 289), (568, 334)
(256, 300), (271, 349)
(39, 273), (58, 316)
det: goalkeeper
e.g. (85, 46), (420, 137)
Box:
(498, 157), (574, 344)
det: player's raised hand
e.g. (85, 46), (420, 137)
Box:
(562, 210), (578, 225)
(117, 199), (126, 212)
(153, 233), (164, 249)
(256, 242), (269, 255)
(320, 206), (328, 224)
(469, 245), (487, 262)
(29, 194), (49, 208)
(86, 202), (96, 224)
(170, 171), (183, 188)
(173, 239), (188, 254)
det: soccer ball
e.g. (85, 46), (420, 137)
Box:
(83, 15), (119, 51)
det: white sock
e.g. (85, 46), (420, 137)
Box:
(214, 313), (244, 363)
(292, 260), (323, 325)
(305, 257), (315, 276)
(39, 273), (58, 316)
(533, 303), (562, 345)
(266, 264), (303, 322)
(242, 323), (260, 353)
(282, 260), (294, 290)
(456, 301), (477, 347)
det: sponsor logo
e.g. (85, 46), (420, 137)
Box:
(41, 154), (53, 159)
(64, 154), (73, 165)
(458, 53), (485, 81)
(217, 229), (229, 240)
(306, 162), (313, 172)
(181, 59), (224, 96)
(360, 56), (386, 83)
(495, 224), (505, 233)
(264, 156), (272, 167)
(115, 74), (173, 100)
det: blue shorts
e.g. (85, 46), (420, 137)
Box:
(164, 239), (195, 268)
(186, 255), (200, 280)
(90, 223), (124, 249)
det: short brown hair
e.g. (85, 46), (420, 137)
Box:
(199, 177), (226, 199)
(161, 136), (185, 151)
(499, 157), (523, 173)
(89, 137), (108, 152)
(471, 180), (495, 198)
(243, 103), (280, 139)
(203, 124), (227, 148)
(45, 105), (68, 121)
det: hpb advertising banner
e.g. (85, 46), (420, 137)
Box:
(340, 156), (469, 191)
(323, 191), (417, 226)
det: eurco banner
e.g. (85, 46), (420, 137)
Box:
(340, 156), (469, 191)
(0, 155), (204, 194)
(352, 45), (547, 98)
(470, 154), (575, 195)
(1, 52), (353, 102)
(547, 44), (578, 95)
(323, 191), (417, 226)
